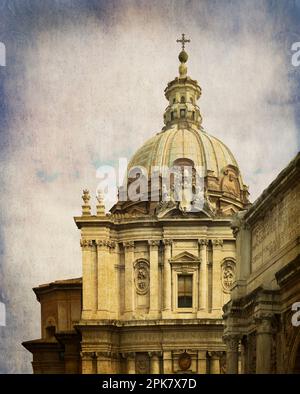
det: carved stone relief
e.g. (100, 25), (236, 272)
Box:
(134, 260), (150, 295)
(221, 259), (236, 293)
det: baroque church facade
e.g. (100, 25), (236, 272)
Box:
(23, 37), (300, 374)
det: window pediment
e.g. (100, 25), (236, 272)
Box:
(171, 251), (199, 264)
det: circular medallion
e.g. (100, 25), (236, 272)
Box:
(178, 352), (191, 371)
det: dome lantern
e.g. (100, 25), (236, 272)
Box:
(163, 34), (202, 129)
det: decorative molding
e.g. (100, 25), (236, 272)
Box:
(198, 239), (208, 246)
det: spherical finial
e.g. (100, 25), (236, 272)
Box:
(178, 50), (188, 63)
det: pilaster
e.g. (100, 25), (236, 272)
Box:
(123, 241), (135, 318)
(149, 351), (161, 374)
(81, 239), (97, 319)
(162, 239), (172, 318)
(198, 239), (208, 314)
(148, 240), (160, 318)
(81, 351), (95, 374)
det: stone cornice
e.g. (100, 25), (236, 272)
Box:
(244, 152), (300, 225)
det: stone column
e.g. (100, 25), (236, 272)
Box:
(96, 240), (110, 317)
(96, 352), (111, 374)
(211, 239), (223, 312)
(149, 240), (160, 317)
(209, 351), (220, 374)
(127, 352), (136, 374)
(123, 242), (135, 317)
(149, 352), (161, 374)
(198, 239), (208, 312)
(163, 239), (172, 314)
(81, 239), (97, 318)
(163, 351), (172, 373)
(224, 335), (240, 374)
(197, 350), (207, 374)
(81, 352), (95, 374)
(256, 315), (273, 374)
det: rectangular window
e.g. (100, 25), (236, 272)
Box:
(178, 274), (193, 308)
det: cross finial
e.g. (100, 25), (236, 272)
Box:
(176, 33), (190, 51)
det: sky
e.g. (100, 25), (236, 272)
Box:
(0, 0), (299, 373)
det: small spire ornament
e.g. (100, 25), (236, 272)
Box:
(96, 188), (106, 216)
(81, 189), (91, 216)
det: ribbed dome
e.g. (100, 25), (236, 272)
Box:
(112, 42), (250, 216)
(128, 126), (242, 184)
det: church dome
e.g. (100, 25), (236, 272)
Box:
(113, 35), (250, 216)
(128, 127), (242, 184)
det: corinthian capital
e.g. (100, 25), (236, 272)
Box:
(80, 351), (95, 360)
(212, 238), (223, 247)
(223, 334), (241, 352)
(96, 239), (111, 249)
(148, 240), (160, 247)
(198, 239), (208, 246)
(123, 241), (134, 249)
(80, 239), (93, 249)
(163, 239), (173, 246)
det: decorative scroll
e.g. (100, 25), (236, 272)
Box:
(134, 260), (150, 295)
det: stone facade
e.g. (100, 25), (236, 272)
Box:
(22, 278), (82, 373)
(76, 213), (237, 373)
(223, 153), (300, 373)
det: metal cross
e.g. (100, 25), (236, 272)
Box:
(176, 33), (190, 51)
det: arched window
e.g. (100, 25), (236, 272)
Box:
(173, 98), (176, 104)
(171, 111), (174, 121)
(192, 111), (195, 120)
(180, 109), (186, 118)
(180, 96), (185, 103)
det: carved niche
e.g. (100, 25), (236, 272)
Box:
(221, 259), (236, 293)
(134, 260), (150, 295)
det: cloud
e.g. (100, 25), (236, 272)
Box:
(0, 0), (299, 372)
